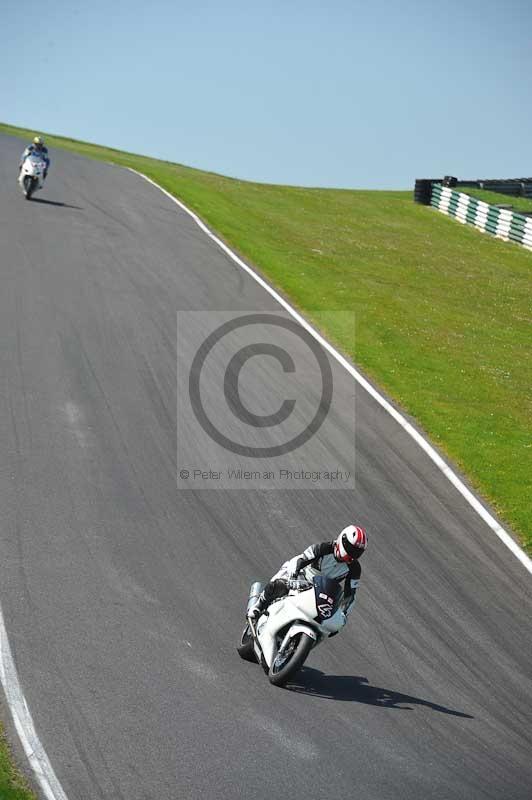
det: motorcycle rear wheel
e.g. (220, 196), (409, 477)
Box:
(237, 623), (258, 663)
(268, 632), (313, 687)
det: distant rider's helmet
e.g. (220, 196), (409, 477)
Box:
(33, 136), (44, 149)
(333, 525), (367, 563)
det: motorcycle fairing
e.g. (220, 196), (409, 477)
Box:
(255, 578), (345, 667)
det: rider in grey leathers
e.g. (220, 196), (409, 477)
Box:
(248, 524), (368, 621)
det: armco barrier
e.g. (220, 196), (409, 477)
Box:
(431, 184), (532, 251)
(457, 178), (532, 199)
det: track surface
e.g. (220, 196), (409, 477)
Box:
(0, 134), (531, 800)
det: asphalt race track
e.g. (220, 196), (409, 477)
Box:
(1, 133), (531, 800)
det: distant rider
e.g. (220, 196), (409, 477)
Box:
(19, 136), (50, 180)
(248, 524), (368, 622)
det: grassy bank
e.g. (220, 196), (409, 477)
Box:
(2, 122), (531, 556)
(0, 722), (36, 800)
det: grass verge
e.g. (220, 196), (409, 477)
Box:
(0, 722), (36, 800)
(2, 121), (531, 557)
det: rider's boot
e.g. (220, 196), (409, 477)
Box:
(247, 592), (267, 620)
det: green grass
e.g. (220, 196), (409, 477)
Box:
(0, 722), (36, 799)
(2, 122), (531, 558)
(458, 186), (532, 215)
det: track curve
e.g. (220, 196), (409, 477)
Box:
(0, 133), (531, 800)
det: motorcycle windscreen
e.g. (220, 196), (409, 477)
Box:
(27, 156), (45, 168)
(313, 575), (343, 622)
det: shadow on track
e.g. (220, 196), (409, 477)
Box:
(288, 668), (473, 718)
(30, 197), (82, 209)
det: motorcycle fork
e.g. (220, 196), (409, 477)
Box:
(277, 629), (293, 657)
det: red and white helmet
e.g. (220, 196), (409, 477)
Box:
(333, 524), (367, 563)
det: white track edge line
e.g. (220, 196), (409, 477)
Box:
(0, 603), (68, 800)
(129, 166), (532, 577)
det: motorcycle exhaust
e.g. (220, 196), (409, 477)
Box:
(246, 581), (263, 615)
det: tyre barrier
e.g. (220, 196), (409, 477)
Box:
(430, 184), (532, 251)
(414, 178), (438, 205)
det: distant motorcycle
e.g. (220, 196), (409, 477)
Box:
(18, 154), (47, 199)
(237, 577), (347, 687)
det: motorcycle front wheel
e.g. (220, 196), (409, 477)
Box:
(268, 632), (313, 687)
(24, 176), (34, 199)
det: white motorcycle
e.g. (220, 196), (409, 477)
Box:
(237, 576), (347, 687)
(18, 153), (47, 199)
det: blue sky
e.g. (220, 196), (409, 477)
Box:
(1, 0), (530, 188)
